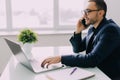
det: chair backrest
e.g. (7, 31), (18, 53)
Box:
(0, 37), (12, 76)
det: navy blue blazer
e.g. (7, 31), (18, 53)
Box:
(61, 18), (120, 79)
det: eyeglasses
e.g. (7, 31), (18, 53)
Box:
(82, 9), (100, 15)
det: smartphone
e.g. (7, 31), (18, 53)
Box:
(81, 19), (88, 28)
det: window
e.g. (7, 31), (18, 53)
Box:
(0, 0), (7, 29)
(0, 0), (85, 31)
(59, 0), (85, 25)
(12, 0), (53, 29)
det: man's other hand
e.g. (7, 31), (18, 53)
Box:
(41, 56), (61, 68)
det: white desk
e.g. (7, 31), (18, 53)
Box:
(0, 46), (111, 80)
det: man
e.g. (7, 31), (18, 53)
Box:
(41, 0), (120, 79)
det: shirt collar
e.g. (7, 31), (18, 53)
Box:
(92, 18), (107, 34)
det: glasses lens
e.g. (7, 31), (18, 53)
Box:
(82, 9), (99, 15)
(84, 10), (88, 15)
(81, 10), (87, 15)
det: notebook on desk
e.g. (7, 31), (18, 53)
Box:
(46, 67), (95, 80)
(4, 38), (64, 74)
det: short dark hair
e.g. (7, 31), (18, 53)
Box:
(88, 0), (107, 17)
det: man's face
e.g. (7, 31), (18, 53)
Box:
(83, 2), (100, 26)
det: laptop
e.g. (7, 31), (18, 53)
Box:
(4, 38), (64, 73)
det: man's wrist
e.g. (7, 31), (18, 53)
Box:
(75, 31), (81, 34)
(57, 56), (62, 62)
(75, 29), (83, 34)
(74, 32), (81, 36)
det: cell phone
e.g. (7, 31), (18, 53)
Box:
(81, 19), (88, 28)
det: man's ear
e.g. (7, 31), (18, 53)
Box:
(99, 10), (105, 17)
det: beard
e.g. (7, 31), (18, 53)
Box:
(86, 12), (99, 26)
(86, 16), (99, 26)
(90, 19), (98, 25)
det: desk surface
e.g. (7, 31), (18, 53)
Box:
(0, 46), (111, 80)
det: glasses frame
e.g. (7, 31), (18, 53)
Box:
(82, 9), (100, 15)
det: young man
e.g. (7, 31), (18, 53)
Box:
(41, 0), (120, 79)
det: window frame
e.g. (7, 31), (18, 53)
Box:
(0, 0), (84, 32)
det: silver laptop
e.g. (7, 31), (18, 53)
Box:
(4, 38), (64, 73)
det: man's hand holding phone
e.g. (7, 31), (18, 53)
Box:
(75, 18), (88, 34)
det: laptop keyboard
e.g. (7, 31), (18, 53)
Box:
(30, 59), (63, 73)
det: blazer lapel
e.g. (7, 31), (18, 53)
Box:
(86, 32), (94, 49)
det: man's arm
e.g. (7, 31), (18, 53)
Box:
(70, 32), (86, 53)
(61, 25), (120, 67)
(41, 18), (87, 68)
(70, 18), (88, 53)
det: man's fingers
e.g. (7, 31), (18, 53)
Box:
(46, 62), (52, 68)
(41, 56), (61, 68)
(41, 59), (49, 68)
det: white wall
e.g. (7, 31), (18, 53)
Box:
(0, 33), (73, 46)
(105, 0), (120, 25)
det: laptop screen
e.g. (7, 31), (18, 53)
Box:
(4, 38), (34, 72)
(0, 38), (12, 76)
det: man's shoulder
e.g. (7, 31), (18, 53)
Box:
(103, 19), (120, 30)
(97, 19), (120, 36)
(106, 19), (119, 27)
